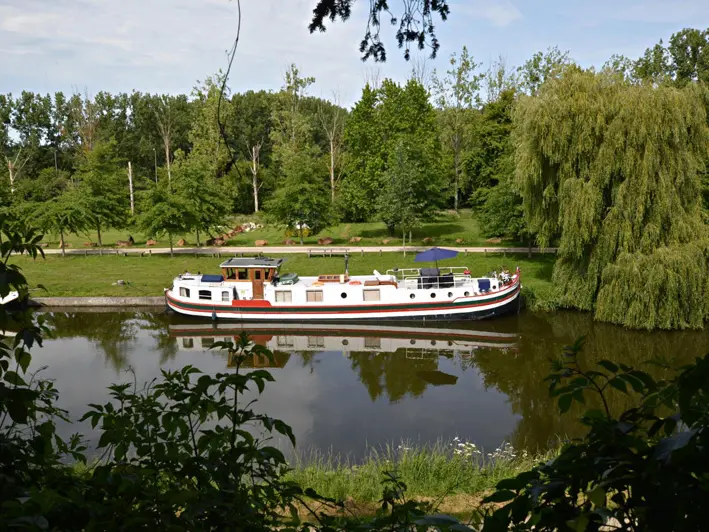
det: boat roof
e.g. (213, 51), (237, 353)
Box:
(219, 257), (284, 269)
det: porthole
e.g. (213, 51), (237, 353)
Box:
(341, 292), (347, 299)
(410, 293), (415, 299)
(342, 339), (349, 346)
(492, 285), (497, 290)
(447, 341), (453, 346)
(464, 291), (470, 297)
(410, 339), (416, 345)
(430, 293), (436, 299)
(447, 292), (453, 298)
(431, 340), (437, 346)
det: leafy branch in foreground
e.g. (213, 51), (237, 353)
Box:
(481, 339), (709, 532)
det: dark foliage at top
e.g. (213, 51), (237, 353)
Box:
(309, 0), (450, 61)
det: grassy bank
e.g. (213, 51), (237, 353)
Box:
(41, 210), (526, 250)
(11, 252), (554, 302)
(286, 441), (556, 507)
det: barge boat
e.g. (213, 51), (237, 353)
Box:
(164, 256), (522, 321)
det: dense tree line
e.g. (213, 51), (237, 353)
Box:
(3, 27), (709, 328)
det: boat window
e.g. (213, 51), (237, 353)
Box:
(202, 337), (215, 348)
(238, 269), (248, 280)
(307, 290), (324, 303)
(363, 289), (380, 302)
(448, 292), (453, 298)
(255, 270), (262, 280)
(221, 291), (230, 302)
(410, 293), (415, 299)
(182, 338), (193, 348)
(341, 292), (347, 299)
(199, 290), (212, 301)
(364, 337), (381, 349)
(179, 287), (190, 298)
(464, 291), (470, 297)
(430, 293), (436, 298)
(277, 336), (294, 347)
(307, 336), (325, 348)
(275, 290), (292, 303)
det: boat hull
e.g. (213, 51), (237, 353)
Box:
(165, 281), (522, 322)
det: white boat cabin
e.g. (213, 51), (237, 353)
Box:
(170, 257), (513, 306)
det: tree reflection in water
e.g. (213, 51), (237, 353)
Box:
(39, 309), (709, 456)
(348, 350), (444, 402)
(43, 311), (140, 371)
(471, 311), (709, 452)
(136, 311), (180, 364)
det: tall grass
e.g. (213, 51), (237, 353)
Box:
(286, 440), (557, 503)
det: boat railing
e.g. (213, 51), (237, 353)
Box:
(386, 266), (470, 280)
(386, 267), (475, 290)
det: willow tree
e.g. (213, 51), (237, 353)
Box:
(515, 69), (709, 329)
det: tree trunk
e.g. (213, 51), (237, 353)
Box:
(169, 233), (174, 258)
(453, 149), (460, 212)
(196, 229), (201, 247)
(128, 161), (134, 215)
(299, 226), (304, 245)
(7, 158), (14, 195)
(251, 144), (260, 212)
(403, 230), (406, 257)
(528, 236), (533, 258)
(164, 141), (172, 186)
(60, 228), (65, 257)
(330, 138), (336, 202)
(97, 224), (102, 248)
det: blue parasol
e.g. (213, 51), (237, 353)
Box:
(414, 247), (458, 268)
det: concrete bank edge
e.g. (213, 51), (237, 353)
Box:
(30, 296), (165, 307)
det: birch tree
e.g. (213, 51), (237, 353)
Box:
(432, 46), (482, 210)
(317, 94), (345, 202)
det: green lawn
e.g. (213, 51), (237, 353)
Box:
(13, 252), (554, 298)
(41, 210), (526, 250)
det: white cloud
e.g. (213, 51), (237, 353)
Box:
(454, 0), (523, 28)
(0, 0), (368, 103)
(562, 0), (709, 26)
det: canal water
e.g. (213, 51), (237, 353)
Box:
(24, 309), (709, 459)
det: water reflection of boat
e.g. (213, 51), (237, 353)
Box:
(168, 322), (519, 364)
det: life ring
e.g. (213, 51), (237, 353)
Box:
(349, 280), (362, 285)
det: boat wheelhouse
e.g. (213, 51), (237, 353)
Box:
(164, 257), (522, 321)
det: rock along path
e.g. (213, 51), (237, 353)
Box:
(40, 245), (557, 257)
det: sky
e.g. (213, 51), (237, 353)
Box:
(1, 0), (709, 107)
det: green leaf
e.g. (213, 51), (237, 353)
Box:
(566, 514), (590, 532)
(415, 515), (467, 528)
(483, 489), (516, 503)
(15, 349), (31, 373)
(4, 370), (26, 386)
(558, 393), (573, 414)
(609, 377), (627, 394)
(597, 360), (619, 373)
(587, 485), (606, 507)
(7, 398), (28, 423)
